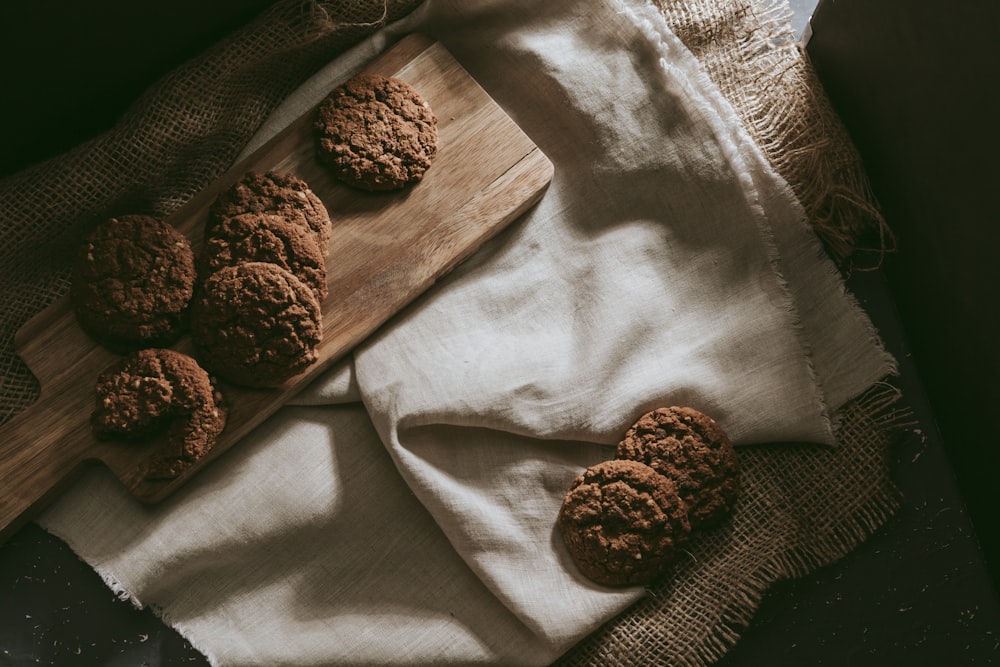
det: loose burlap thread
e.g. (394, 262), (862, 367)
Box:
(656, 0), (892, 266)
(0, 1), (907, 665)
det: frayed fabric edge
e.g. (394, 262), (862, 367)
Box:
(30, 522), (145, 611)
(691, 484), (902, 667)
(710, 0), (892, 264)
(640, 0), (900, 419)
(617, 0), (837, 446)
(151, 604), (224, 667)
(36, 522), (222, 667)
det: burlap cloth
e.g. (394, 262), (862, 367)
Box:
(0, 0), (909, 665)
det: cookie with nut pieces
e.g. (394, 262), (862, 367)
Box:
(558, 459), (692, 586)
(314, 73), (438, 191)
(71, 214), (196, 350)
(616, 406), (740, 528)
(201, 211), (328, 302)
(91, 348), (227, 480)
(191, 262), (322, 388)
(208, 170), (332, 250)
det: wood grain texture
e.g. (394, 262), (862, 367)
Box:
(0, 33), (553, 541)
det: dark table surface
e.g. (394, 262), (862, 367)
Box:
(3, 268), (999, 666)
(717, 268), (1000, 666)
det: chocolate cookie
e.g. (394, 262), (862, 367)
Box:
(201, 211), (328, 302)
(314, 73), (438, 191)
(71, 215), (196, 349)
(91, 348), (227, 480)
(208, 171), (332, 250)
(557, 459), (691, 586)
(191, 262), (322, 387)
(616, 406), (739, 528)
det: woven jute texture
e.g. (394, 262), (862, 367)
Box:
(657, 0), (892, 266)
(0, 1), (905, 665)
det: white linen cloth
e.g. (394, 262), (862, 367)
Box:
(38, 1), (895, 665)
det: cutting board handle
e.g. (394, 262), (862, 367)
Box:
(0, 396), (91, 542)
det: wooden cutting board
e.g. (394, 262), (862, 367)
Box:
(0, 33), (553, 541)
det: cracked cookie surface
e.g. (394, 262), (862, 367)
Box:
(91, 348), (227, 480)
(616, 406), (740, 528)
(208, 171), (332, 250)
(202, 211), (328, 302)
(314, 73), (438, 191)
(191, 262), (322, 388)
(71, 214), (196, 349)
(558, 459), (691, 586)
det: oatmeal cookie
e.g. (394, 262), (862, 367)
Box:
(558, 459), (691, 586)
(616, 406), (739, 527)
(71, 214), (196, 349)
(191, 262), (322, 388)
(314, 73), (438, 191)
(91, 348), (227, 480)
(201, 211), (328, 302)
(208, 171), (332, 250)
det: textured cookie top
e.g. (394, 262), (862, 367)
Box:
(314, 73), (438, 191)
(71, 214), (196, 349)
(91, 348), (227, 480)
(202, 211), (328, 302)
(208, 171), (332, 250)
(191, 262), (322, 388)
(92, 347), (220, 435)
(616, 406), (739, 528)
(558, 459), (691, 586)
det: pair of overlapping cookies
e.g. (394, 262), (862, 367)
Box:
(558, 406), (741, 586)
(73, 73), (437, 480)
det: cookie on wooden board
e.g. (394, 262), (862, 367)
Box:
(314, 73), (438, 191)
(616, 406), (740, 527)
(91, 348), (227, 480)
(201, 211), (328, 302)
(190, 262), (322, 388)
(208, 170), (332, 250)
(71, 214), (196, 350)
(558, 459), (692, 586)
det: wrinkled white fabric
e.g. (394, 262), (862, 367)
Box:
(38, 1), (894, 665)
